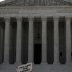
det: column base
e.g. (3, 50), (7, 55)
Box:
(15, 62), (22, 66)
(41, 62), (47, 65)
(53, 62), (60, 65)
(66, 62), (72, 65)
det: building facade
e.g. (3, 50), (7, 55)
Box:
(0, 0), (72, 72)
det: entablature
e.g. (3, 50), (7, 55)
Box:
(0, 6), (72, 18)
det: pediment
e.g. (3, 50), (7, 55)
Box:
(0, 0), (72, 6)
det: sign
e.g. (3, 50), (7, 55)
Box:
(16, 63), (32, 72)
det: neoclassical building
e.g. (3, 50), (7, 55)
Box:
(0, 0), (72, 72)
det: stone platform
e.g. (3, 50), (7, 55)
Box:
(0, 63), (72, 72)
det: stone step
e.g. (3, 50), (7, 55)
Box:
(0, 63), (72, 72)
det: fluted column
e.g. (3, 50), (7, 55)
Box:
(66, 17), (71, 64)
(28, 17), (33, 63)
(4, 17), (10, 63)
(54, 17), (59, 64)
(16, 17), (22, 65)
(42, 17), (47, 63)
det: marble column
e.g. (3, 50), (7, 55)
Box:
(66, 17), (71, 64)
(16, 17), (22, 65)
(4, 17), (10, 63)
(54, 17), (59, 64)
(42, 17), (47, 63)
(28, 17), (33, 63)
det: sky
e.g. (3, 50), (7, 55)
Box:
(0, 0), (5, 2)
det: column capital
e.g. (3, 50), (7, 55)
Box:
(4, 17), (10, 22)
(16, 17), (22, 21)
(65, 17), (71, 24)
(41, 17), (47, 21)
(28, 17), (34, 21)
(4, 17), (10, 19)
(66, 16), (71, 25)
(66, 16), (71, 19)
(53, 16), (59, 20)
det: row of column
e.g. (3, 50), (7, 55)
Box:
(4, 16), (71, 65)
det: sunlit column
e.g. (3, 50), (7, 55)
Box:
(16, 17), (22, 65)
(4, 17), (10, 63)
(28, 17), (33, 63)
(54, 17), (59, 64)
(42, 17), (47, 63)
(66, 17), (71, 64)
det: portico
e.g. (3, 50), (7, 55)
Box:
(0, 6), (72, 72)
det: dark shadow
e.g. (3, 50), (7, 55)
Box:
(9, 18), (17, 64)
(33, 18), (42, 64)
(34, 44), (42, 64)
(59, 17), (66, 64)
(21, 18), (28, 64)
(47, 17), (54, 64)
(0, 18), (5, 64)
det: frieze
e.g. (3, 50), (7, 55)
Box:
(0, 7), (72, 15)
